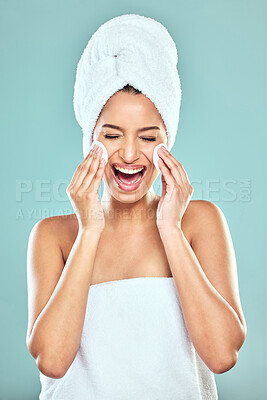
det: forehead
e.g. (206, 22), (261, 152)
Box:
(99, 91), (165, 126)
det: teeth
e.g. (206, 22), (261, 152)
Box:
(114, 166), (144, 174)
(134, 174), (142, 183)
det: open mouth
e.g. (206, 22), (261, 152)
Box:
(111, 165), (147, 186)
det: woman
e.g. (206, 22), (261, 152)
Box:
(26, 14), (247, 400)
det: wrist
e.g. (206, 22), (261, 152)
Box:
(78, 227), (103, 240)
(158, 224), (183, 238)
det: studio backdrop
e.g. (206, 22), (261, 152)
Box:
(1, 0), (266, 399)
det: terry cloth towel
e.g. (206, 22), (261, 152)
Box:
(39, 277), (218, 400)
(73, 14), (182, 158)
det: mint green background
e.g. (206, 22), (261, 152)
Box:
(1, 0), (266, 399)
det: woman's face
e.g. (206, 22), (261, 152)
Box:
(93, 90), (167, 203)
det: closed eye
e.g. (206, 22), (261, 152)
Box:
(104, 135), (156, 142)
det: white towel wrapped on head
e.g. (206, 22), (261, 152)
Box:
(73, 13), (182, 158)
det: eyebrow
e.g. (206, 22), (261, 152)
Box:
(101, 124), (160, 133)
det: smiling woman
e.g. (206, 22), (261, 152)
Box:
(91, 88), (167, 198)
(26, 13), (246, 400)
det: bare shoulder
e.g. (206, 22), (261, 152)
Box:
(30, 213), (77, 237)
(183, 199), (225, 243)
(40, 213), (78, 233)
(29, 214), (79, 256)
(184, 199), (223, 218)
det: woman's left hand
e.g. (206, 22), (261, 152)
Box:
(156, 146), (194, 232)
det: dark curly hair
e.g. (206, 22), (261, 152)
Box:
(119, 84), (142, 95)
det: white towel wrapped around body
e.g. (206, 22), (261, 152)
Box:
(73, 14), (182, 158)
(39, 278), (218, 399)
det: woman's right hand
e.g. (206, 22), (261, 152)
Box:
(66, 144), (106, 234)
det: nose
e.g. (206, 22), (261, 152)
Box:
(118, 140), (141, 163)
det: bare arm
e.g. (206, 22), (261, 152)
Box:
(26, 220), (101, 378)
(26, 143), (106, 378)
(159, 201), (247, 375)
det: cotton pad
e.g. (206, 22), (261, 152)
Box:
(153, 144), (168, 172)
(88, 140), (108, 165)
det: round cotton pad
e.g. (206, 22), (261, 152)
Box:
(153, 144), (168, 172)
(88, 140), (108, 165)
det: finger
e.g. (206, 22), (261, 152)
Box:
(178, 163), (192, 186)
(80, 147), (104, 190)
(161, 172), (167, 197)
(158, 149), (184, 187)
(91, 156), (106, 192)
(158, 159), (176, 187)
(68, 144), (97, 189)
(157, 147), (180, 167)
(71, 145), (99, 191)
(159, 147), (191, 187)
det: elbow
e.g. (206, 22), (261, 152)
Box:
(210, 323), (247, 375)
(210, 350), (239, 375)
(27, 334), (68, 379)
(37, 356), (67, 379)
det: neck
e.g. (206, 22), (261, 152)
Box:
(101, 187), (160, 230)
